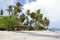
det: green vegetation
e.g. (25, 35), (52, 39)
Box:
(0, 16), (20, 30)
(0, 2), (50, 31)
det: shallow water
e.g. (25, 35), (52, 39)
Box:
(48, 29), (60, 33)
(54, 30), (60, 33)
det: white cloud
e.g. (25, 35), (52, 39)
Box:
(23, 0), (56, 11)
(23, 0), (60, 28)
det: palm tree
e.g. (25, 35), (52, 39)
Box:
(0, 10), (3, 15)
(29, 20), (33, 26)
(30, 9), (44, 30)
(43, 17), (50, 29)
(25, 16), (29, 25)
(20, 13), (25, 23)
(31, 9), (43, 24)
(30, 12), (36, 19)
(35, 9), (43, 22)
(14, 2), (22, 15)
(16, 2), (22, 7)
(26, 10), (30, 15)
(6, 5), (12, 15)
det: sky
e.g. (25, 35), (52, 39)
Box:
(23, 0), (60, 29)
(0, 0), (60, 29)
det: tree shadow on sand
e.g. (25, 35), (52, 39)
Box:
(14, 31), (60, 38)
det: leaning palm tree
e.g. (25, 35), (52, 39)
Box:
(35, 9), (43, 22)
(30, 9), (43, 24)
(30, 9), (44, 30)
(6, 5), (12, 15)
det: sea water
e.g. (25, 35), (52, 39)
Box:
(48, 29), (60, 33)
(54, 29), (60, 33)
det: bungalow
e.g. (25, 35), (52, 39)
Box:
(15, 25), (33, 31)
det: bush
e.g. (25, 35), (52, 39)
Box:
(0, 16), (20, 30)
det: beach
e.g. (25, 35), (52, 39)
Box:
(0, 30), (60, 40)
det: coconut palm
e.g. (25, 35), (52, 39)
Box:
(43, 17), (50, 29)
(30, 9), (44, 29)
(29, 20), (33, 26)
(30, 12), (36, 19)
(20, 13), (25, 23)
(31, 9), (43, 24)
(26, 10), (30, 15)
(25, 16), (29, 25)
(6, 5), (12, 15)
(24, 10), (30, 25)
(35, 9), (43, 22)
(0, 10), (3, 15)
(14, 2), (22, 15)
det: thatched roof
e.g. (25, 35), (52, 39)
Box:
(15, 25), (32, 28)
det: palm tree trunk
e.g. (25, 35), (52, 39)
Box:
(9, 11), (10, 15)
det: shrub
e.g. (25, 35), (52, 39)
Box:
(0, 16), (20, 30)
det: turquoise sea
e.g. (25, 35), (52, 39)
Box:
(48, 28), (60, 33)
(54, 29), (60, 33)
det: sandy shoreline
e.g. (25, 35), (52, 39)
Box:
(0, 30), (60, 40)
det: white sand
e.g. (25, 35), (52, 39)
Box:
(0, 30), (60, 40)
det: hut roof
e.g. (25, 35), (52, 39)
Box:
(15, 25), (33, 28)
